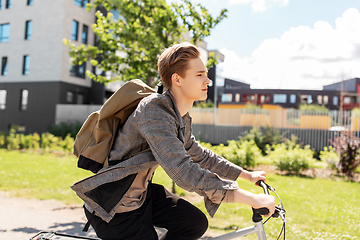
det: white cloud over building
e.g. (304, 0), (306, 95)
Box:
(218, 8), (360, 89)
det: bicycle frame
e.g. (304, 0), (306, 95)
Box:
(209, 220), (267, 240)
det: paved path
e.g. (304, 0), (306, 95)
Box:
(0, 191), (97, 239)
(0, 192), (212, 239)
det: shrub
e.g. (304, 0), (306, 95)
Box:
(0, 132), (7, 148)
(241, 126), (282, 155)
(50, 122), (82, 139)
(6, 128), (20, 150)
(319, 146), (340, 171)
(194, 100), (214, 108)
(211, 140), (261, 169)
(330, 130), (360, 179)
(269, 142), (314, 174)
(60, 134), (75, 152)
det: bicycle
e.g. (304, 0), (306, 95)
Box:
(208, 180), (287, 240)
(31, 180), (286, 240)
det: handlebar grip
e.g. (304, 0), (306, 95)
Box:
(256, 180), (269, 195)
(252, 207), (269, 216)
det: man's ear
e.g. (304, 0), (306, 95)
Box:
(171, 73), (181, 87)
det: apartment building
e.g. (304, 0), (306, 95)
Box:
(0, 0), (106, 133)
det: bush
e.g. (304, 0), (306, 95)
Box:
(0, 129), (74, 154)
(211, 140), (261, 169)
(269, 142), (314, 174)
(241, 126), (282, 155)
(319, 146), (340, 171)
(7, 128), (20, 150)
(50, 122), (81, 139)
(330, 130), (360, 179)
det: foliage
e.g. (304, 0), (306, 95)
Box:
(6, 128), (20, 151)
(238, 105), (270, 115)
(330, 130), (360, 179)
(245, 103), (261, 109)
(241, 126), (282, 155)
(64, 0), (227, 86)
(194, 100), (214, 108)
(269, 140), (314, 174)
(1, 129), (74, 154)
(0, 132), (6, 148)
(50, 122), (82, 139)
(299, 103), (329, 115)
(319, 146), (340, 171)
(210, 140), (261, 169)
(351, 107), (360, 116)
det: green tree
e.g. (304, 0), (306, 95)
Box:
(63, 0), (227, 86)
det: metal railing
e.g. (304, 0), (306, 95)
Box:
(55, 104), (360, 151)
(189, 107), (360, 151)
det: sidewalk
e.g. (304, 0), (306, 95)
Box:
(0, 191), (97, 239)
(0, 191), (212, 239)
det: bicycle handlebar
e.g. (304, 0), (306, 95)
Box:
(253, 180), (286, 223)
(252, 180), (271, 217)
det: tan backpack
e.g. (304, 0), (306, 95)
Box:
(73, 79), (156, 173)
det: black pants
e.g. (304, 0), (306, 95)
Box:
(85, 183), (208, 240)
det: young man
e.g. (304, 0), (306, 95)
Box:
(84, 42), (276, 240)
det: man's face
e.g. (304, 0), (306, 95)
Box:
(177, 57), (211, 102)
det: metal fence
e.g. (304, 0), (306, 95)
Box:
(55, 104), (360, 151)
(189, 108), (360, 151)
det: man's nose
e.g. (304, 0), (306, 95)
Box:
(205, 77), (211, 85)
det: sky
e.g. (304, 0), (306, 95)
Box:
(182, 0), (360, 90)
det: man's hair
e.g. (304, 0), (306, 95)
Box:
(158, 42), (200, 89)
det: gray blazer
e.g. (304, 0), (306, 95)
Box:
(71, 91), (242, 223)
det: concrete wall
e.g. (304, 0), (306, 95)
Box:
(55, 104), (101, 125)
(0, 0), (95, 86)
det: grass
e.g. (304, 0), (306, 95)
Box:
(0, 149), (91, 204)
(1, 149), (359, 239)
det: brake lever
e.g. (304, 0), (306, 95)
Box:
(273, 205), (287, 223)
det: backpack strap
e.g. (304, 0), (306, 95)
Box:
(82, 210), (95, 232)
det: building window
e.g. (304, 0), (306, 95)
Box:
(0, 23), (10, 42)
(82, 24), (88, 44)
(273, 94), (287, 103)
(307, 95), (313, 104)
(1, 56), (7, 75)
(344, 96), (351, 104)
(70, 62), (86, 78)
(77, 93), (84, 104)
(22, 55), (30, 75)
(74, 0), (90, 8)
(66, 91), (74, 103)
(5, 0), (11, 9)
(290, 94), (296, 104)
(333, 96), (338, 106)
(259, 94), (271, 103)
(71, 20), (79, 41)
(317, 95), (323, 105)
(0, 90), (6, 110)
(27, 0), (33, 5)
(25, 20), (32, 40)
(20, 89), (29, 111)
(324, 95), (328, 105)
(235, 93), (240, 102)
(221, 93), (232, 102)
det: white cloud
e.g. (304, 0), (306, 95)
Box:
(218, 8), (360, 89)
(229, 0), (289, 12)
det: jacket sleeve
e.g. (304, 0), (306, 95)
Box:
(136, 97), (239, 217)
